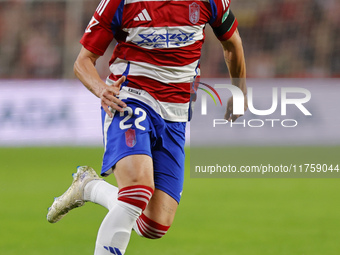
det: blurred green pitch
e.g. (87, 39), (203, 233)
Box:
(1, 146), (340, 255)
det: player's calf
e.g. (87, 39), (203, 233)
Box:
(134, 213), (170, 239)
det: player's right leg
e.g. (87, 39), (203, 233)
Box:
(93, 99), (158, 255)
(88, 113), (186, 243)
(47, 99), (154, 224)
(94, 154), (154, 255)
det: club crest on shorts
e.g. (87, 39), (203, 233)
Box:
(125, 128), (137, 148)
(189, 2), (200, 24)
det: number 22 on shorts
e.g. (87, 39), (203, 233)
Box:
(119, 107), (147, 131)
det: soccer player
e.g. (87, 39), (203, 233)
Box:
(47, 0), (247, 254)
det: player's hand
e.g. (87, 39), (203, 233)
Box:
(100, 76), (127, 118)
(224, 95), (248, 122)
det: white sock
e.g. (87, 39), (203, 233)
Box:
(83, 180), (144, 236)
(94, 201), (141, 255)
(94, 185), (154, 255)
(84, 180), (118, 210)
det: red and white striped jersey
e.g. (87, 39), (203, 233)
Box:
(81, 0), (238, 121)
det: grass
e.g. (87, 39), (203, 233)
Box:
(1, 146), (340, 254)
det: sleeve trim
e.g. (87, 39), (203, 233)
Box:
(80, 39), (106, 56)
(213, 10), (237, 38)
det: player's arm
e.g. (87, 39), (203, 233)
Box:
(209, 0), (248, 121)
(74, 0), (126, 117)
(220, 29), (247, 121)
(74, 47), (127, 118)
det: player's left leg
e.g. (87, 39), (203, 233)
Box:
(133, 188), (178, 239)
(133, 120), (186, 239)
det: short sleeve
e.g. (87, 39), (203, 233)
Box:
(209, 0), (238, 41)
(80, 0), (124, 56)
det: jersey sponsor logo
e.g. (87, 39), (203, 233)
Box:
(133, 9), (152, 21)
(132, 30), (195, 48)
(189, 2), (200, 24)
(85, 16), (99, 33)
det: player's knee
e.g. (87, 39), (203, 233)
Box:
(128, 176), (155, 191)
(114, 155), (155, 190)
(135, 213), (170, 239)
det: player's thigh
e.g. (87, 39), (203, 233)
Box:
(152, 121), (186, 204)
(101, 99), (155, 184)
(143, 188), (178, 226)
(143, 122), (186, 226)
(114, 154), (154, 189)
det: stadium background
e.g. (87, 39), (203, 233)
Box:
(1, 0), (340, 254)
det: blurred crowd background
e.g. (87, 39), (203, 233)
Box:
(0, 0), (339, 79)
